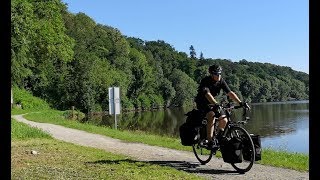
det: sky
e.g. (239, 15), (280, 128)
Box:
(62, 0), (309, 74)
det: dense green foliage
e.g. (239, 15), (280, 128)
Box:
(11, 0), (309, 113)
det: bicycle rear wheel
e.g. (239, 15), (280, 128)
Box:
(227, 126), (255, 173)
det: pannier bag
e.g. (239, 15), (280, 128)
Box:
(220, 137), (243, 163)
(179, 109), (204, 146)
(179, 122), (198, 146)
(185, 109), (204, 127)
(243, 134), (262, 161)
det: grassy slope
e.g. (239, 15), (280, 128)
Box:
(11, 119), (203, 180)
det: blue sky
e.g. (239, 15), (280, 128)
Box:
(62, 0), (309, 74)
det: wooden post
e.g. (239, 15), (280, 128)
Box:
(71, 106), (75, 119)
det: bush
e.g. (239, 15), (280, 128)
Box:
(63, 110), (85, 121)
(12, 86), (50, 111)
(92, 104), (102, 112)
(121, 97), (135, 110)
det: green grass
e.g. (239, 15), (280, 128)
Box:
(260, 148), (308, 171)
(11, 108), (39, 115)
(12, 86), (51, 111)
(21, 110), (309, 172)
(11, 86), (51, 115)
(11, 119), (203, 180)
(11, 119), (53, 140)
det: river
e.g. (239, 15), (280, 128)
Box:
(88, 100), (309, 154)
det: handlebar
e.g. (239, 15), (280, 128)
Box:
(208, 102), (251, 121)
(208, 104), (246, 110)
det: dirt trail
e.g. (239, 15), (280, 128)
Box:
(12, 115), (309, 180)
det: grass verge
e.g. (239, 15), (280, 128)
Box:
(21, 110), (309, 172)
(11, 119), (203, 180)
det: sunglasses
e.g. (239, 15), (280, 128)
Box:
(211, 72), (221, 76)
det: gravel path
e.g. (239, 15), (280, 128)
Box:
(12, 115), (309, 180)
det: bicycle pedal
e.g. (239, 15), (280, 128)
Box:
(200, 139), (208, 146)
(194, 134), (200, 141)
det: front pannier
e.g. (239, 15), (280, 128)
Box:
(220, 137), (243, 163)
(243, 134), (262, 161)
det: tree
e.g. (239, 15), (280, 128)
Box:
(128, 48), (155, 100)
(189, 45), (196, 59)
(11, 0), (36, 87)
(158, 78), (176, 107)
(200, 51), (204, 60)
(12, 0), (75, 108)
(239, 74), (260, 102)
(194, 65), (208, 83)
(168, 69), (197, 106)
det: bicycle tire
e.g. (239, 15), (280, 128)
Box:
(227, 126), (255, 173)
(192, 127), (214, 165)
(192, 141), (214, 165)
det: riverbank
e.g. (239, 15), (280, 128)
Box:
(16, 109), (308, 172)
(12, 114), (309, 179)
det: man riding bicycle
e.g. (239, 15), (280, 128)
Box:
(194, 64), (250, 149)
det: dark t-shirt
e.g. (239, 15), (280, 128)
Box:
(195, 76), (231, 105)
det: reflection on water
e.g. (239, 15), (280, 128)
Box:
(246, 101), (309, 154)
(88, 101), (309, 154)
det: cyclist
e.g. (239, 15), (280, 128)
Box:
(194, 64), (250, 149)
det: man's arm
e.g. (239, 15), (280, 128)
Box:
(227, 91), (242, 104)
(205, 91), (218, 105)
(227, 91), (250, 109)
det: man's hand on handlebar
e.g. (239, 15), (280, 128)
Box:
(208, 104), (222, 111)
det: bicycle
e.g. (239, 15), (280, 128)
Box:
(192, 101), (255, 174)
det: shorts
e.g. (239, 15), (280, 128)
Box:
(196, 102), (226, 119)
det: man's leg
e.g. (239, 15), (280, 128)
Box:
(206, 111), (215, 142)
(216, 116), (228, 140)
(217, 116), (227, 131)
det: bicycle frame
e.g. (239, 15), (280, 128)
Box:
(192, 101), (255, 173)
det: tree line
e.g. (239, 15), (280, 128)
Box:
(11, 0), (309, 113)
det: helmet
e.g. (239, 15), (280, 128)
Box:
(209, 64), (222, 74)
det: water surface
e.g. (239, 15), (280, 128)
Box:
(90, 101), (309, 154)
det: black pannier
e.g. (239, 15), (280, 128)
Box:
(220, 137), (243, 163)
(179, 122), (198, 146)
(185, 109), (204, 127)
(243, 134), (262, 161)
(179, 109), (204, 146)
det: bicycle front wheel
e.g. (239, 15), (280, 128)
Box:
(192, 140), (214, 165)
(227, 126), (255, 173)
(192, 126), (213, 165)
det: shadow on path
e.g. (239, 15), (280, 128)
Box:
(148, 160), (239, 175)
(86, 159), (239, 175)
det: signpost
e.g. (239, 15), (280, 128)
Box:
(109, 87), (120, 129)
